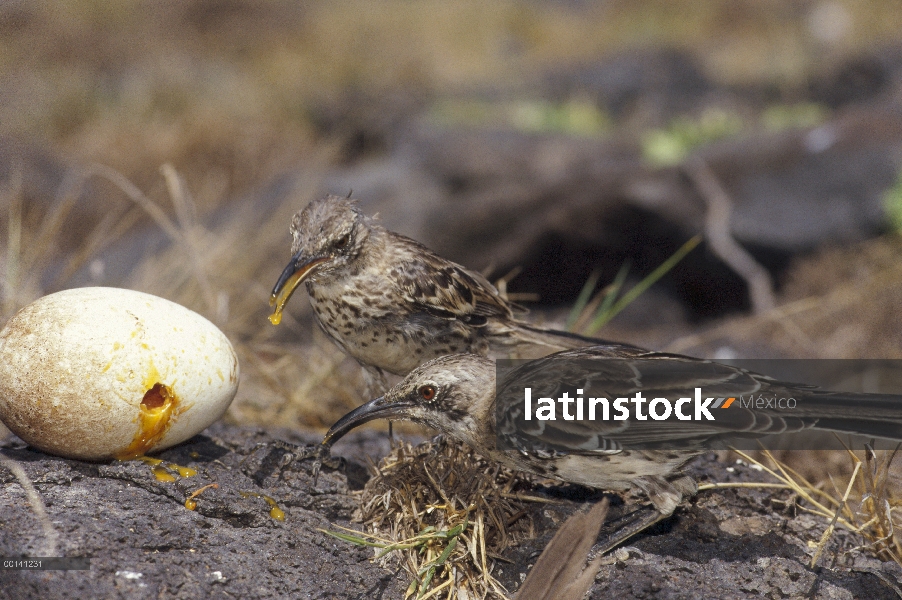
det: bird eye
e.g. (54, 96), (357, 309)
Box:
(418, 385), (436, 401)
(334, 234), (350, 249)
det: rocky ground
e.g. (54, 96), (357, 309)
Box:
(2, 423), (900, 599)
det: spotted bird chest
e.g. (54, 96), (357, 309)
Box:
(306, 277), (481, 376)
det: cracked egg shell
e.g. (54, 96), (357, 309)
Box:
(0, 287), (239, 460)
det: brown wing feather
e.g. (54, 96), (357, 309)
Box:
(388, 233), (515, 323)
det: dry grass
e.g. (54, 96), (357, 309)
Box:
(702, 446), (902, 568)
(0, 154), (370, 430)
(3, 1), (901, 190)
(328, 437), (542, 599)
(666, 236), (902, 359)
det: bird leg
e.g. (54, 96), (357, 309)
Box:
(633, 474), (697, 516)
(590, 474), (697, 554)
(592, 503), (669, 555)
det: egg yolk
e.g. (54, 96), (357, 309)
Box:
(115, 383), (179, 460)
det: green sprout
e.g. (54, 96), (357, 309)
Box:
(642, 109), (744, 167)
(883, 168), (902, 234)
(321, 510), (471, 599)
(568, 235), (701, 336)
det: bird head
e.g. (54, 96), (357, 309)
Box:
(269, 195), (371, 321)
(323, 354), (496, 448)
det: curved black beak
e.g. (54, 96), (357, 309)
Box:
(322, 396), (413, 446)
(268, 251), (329, 325)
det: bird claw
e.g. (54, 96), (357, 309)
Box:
(593, 503), (669, 555)
(310, 443), (344, 488)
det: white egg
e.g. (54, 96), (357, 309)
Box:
(0, 287), (239, 460)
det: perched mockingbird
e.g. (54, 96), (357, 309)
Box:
(270, 195), (615, 391)
(323, 347), (902, 538)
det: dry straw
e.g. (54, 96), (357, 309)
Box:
(323, 437), (545, 599)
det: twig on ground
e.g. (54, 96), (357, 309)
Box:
(0, 452), (59, 556)
(684, 155), (775, 314)
(515, 498), (610, 600)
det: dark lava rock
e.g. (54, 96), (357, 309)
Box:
(0, 423), (405, 600)
(2, 425), (901, 599)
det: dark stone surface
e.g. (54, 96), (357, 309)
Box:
(490, 453), (902, 599)
(0, 423), (406, 600)
(2, 425), (901, 599)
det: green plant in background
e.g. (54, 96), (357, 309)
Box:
(883, 168), (902, 233)
(761, 102), (827, 131)
(428, 99), (497, 129)
(508, 97), (611, 136)
(642, 103), (829, 168)
(568, 235), (701, 336)
(641, 109), (744, 167)
(429, 97), (611, 136)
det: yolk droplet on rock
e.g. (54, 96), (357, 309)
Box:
(151, 466), (177, 482)
(239, 491), (286, 521)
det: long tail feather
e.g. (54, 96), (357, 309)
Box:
(506, 322), (641, 352)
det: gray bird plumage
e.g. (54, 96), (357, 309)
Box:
(324, 348), (902, 517)
(270, 195), (616, 390)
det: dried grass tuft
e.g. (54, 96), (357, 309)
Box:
(0, 156), (364, 431)
(701, 446), (902, 568)
(327, 437), (545, 599)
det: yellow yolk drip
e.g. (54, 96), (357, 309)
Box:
(152, 465), (177, 482)
(135, 456), (174, 482)
(269, 269), (307, 325)
(184, 483), (218, 511)
(268, 257), (328, 325)
(116, 383), (179, 460)
(131, 456), (197, 482)
(240, 491), (286, 521)
(265, 497), (286, 521)
(172, 465), (197, 477)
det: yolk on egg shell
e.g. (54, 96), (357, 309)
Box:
(115, 383), (180, 460)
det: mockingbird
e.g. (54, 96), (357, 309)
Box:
(322, 347), (902, 540)
(270, 195), (616, 390)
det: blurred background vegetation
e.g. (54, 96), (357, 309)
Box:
(2, 0), (901, 192)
